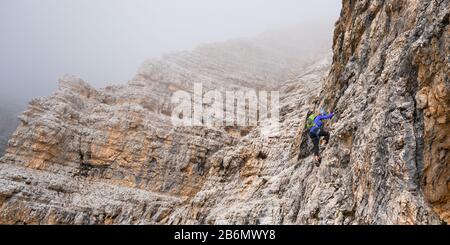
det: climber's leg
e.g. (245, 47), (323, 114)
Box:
(309, 132), (320, 157)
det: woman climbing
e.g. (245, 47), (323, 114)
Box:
(307, 109), (335, 163)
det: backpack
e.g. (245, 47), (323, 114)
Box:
(306, 114), (317, 129)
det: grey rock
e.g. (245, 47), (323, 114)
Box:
(0, 1), (448, 224)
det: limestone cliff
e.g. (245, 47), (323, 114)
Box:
(0, 1), (448, 224)
(317, 0), (449, 223)
(0, 27), (331, 224)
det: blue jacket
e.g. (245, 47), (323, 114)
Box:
(310, 112), (334, 134)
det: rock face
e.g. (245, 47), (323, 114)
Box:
(318, 0), (449, 223)
(0, 1), (448, 225)
(0, 27), (331, 224)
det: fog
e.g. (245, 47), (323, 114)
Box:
(0, 0), (340, 102)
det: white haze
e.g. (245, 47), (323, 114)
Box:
(0, 0), (340, 101)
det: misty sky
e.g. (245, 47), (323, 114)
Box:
(0, 0), (341, 101)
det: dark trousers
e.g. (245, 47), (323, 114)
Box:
(309, 128), (330, 157)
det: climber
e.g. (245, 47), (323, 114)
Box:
(307, 108), (335, 163)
